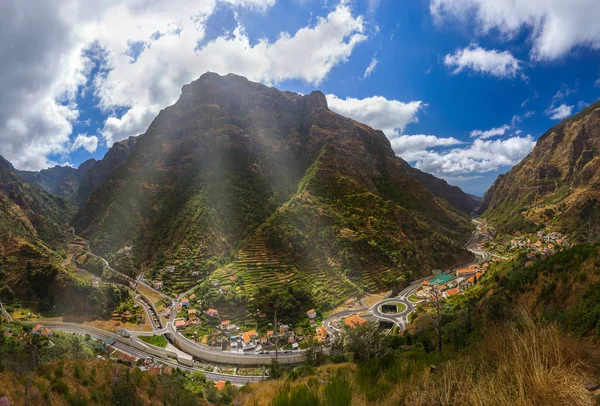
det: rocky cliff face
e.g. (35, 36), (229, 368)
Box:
(73, 72), (473, 306)
(482, 100), (600, 238)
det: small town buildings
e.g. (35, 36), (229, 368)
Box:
(316, 326), (328, 342)
(180, 298), (190, 308)
(153, 281), (163, 290)
(456, 268), (476, 277)
(206, 308), (219, 318)
(40, 328), (53, 337)
(32, 324), (53, 337)
(344, 314), (367, 328)
(306, 309), (317, 319)
(189, 294), (197, 300)
(165, 266), (175, 273)
(174, 319), (187, 330)
(443, 287), (460, 298)
(279, 324), (289, 334)
(226, 324), (239, 334)
(345, 298), (356, 308)
(188, 309), (197, 316)
(192, 271), (200, 276)
(241, 330), (259, 349)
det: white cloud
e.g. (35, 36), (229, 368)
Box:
(430, 0), (600, 61)
(470, 124), (510, 139)
(595, 79), (600, 88)
(326, 94), (424, 136)
(443, 44), (521, 78)
(70, 134), (99, 153)
(390, 134), (465, 162)
(552, 82), (578, 101)
(545, 103), (574, 120)
(327, 93), (535, 176)
(93, 1), (367, 145)
(412, 135), (536, 174)
(363, 57), (378, 78)
(0, 0), (367, 168)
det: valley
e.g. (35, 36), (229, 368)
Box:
(1, 73), (600, 405)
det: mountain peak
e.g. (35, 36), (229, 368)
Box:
(0, 154), (14, 171)
(306, 90), (328, 112)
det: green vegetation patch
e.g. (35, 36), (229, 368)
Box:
(138, 334), (168, 348)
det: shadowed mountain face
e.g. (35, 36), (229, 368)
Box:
(482, 100), (600, 238)
(0, 155), (71, 248)
(73, 72), (473, 296)
(15, 159), (97, 198)
(74, 136), (138, 206)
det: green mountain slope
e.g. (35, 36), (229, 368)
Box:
(0, 155), (128, 317)
(0, 155), (71, 248)
(73, 72), (473, 310)
(482, 100), (600, 237)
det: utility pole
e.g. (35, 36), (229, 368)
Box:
(274, 310), (279, 364)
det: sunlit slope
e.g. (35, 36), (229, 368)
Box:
(482, 100), (600, 238)
(73, 73), (473, 295)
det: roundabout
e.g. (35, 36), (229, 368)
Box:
(378, 301), (407, 315)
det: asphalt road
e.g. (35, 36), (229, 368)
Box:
(44, 325), (264, 385)
(0, 300), (12, 322)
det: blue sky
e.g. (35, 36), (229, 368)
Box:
(2, 0), (600, 196)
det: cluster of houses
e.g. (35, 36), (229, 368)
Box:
(510, 231), (571, 260)
(2, 324), (53, 348)
(230, 323), (301, 351)
(415, 264), (490, 299)
(32, 323), (53, 337)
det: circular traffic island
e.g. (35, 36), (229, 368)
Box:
(378, 301), (407, 315)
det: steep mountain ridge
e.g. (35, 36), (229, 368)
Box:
(73, 72), (473, 309)
(0, 155), (130, 317)
(482, 100), (600, 237)
(0, 155), (71, 248)
(15, 159), (97, 197)
(75, 136), (138, 206)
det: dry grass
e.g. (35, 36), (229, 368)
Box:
(393, 311), (597, 406)
(238, 311), (600, 406)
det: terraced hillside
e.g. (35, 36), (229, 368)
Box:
(73, 73), (473, 320)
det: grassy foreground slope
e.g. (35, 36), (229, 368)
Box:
(238, 244), (600, 406)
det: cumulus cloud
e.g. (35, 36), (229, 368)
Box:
(430, 0), (600, 61)
(546, 104), (574, 120)
(93, 1), (367, 145)
(70, 134), (99, 153)
(390, 134), (465, 162)
(363, 57), (378, 78)
(443, 44), (521, 78)
(412, 135), (536, 174)
(0, 0), (367, 168)
(326, 94), (424, 136)
(326, 93), (535, 176)
(470, 124), (510, 139)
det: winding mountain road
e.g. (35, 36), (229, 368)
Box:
(342, 220), (492, 330)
